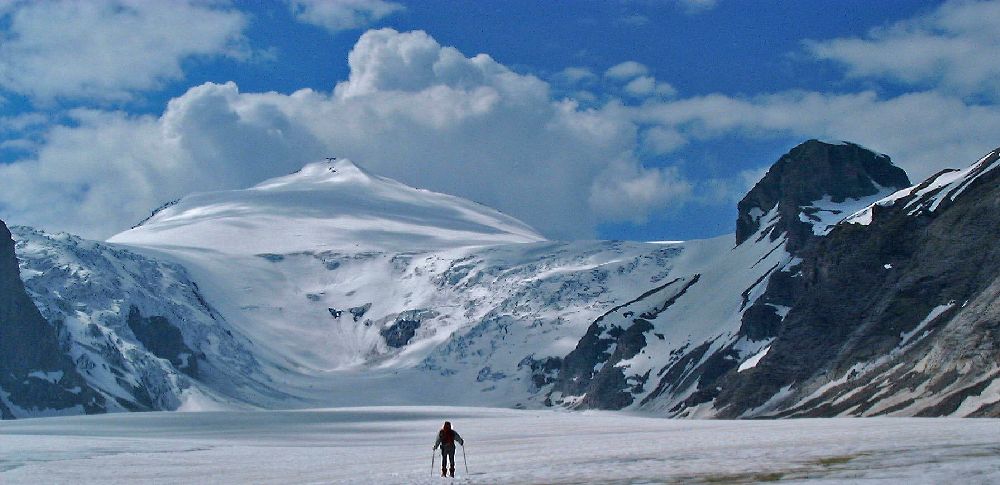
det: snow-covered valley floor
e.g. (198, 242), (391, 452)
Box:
(1, 407), (998, 484)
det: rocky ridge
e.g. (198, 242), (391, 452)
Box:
(553, 141), (998, 417)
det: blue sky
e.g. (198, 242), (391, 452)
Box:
(2, 0), (999, 242)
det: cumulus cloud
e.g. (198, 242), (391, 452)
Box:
(0, 85), (328, 237)
(0, 0), (248, 102)
(0, 29), (683, 240)
(624, 76), (656, 96)
(605, 61), (649, 80)
(289, 0), (403, 33)
(805, 0), (1000, 99)
(641, 126), (687, 154)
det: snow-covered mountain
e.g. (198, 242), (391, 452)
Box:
(105, 159), (685, 407)
(3, 141), (998, 418)
(112, 159), (544, 254)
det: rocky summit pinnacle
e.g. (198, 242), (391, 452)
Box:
(735, 140), (911, 250)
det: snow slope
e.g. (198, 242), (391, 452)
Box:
(104, 159), (692, 409)
(1, 407), (998, 484)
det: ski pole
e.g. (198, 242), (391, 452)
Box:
(462, 444), (468, 474)
(431, 449), (436, 477)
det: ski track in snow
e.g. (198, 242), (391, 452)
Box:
(0, 407), (998, 484)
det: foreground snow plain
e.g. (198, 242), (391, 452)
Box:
(1, 407), (998, 484)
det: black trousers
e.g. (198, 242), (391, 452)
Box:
(440, 445), (456, 472)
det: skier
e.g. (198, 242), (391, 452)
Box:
(433, 421), (464, 477)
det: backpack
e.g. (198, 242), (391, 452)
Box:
(440, 428), (455, 446)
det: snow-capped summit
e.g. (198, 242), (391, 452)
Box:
(254, 158), (375, 189)
(110, 158), (545, 254)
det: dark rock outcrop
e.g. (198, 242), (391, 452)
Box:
(382, 319), (420, 348)
(736, 140), (910, 250)
(381, 310), (438, 348)
(0, 220), (105, 418)
(551, 276), (700, 409)
(127, 306), (201, 377)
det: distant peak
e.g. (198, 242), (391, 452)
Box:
(302, 157), (369, 176)
(255, 158), (372, 190)
(109, 155), (545, 254)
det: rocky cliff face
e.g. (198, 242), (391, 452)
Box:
(0, 220), (105, 418)
(713, 147), (1000, 418)
(736, 140), (910, 250)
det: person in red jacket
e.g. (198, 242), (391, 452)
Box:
(433, 421), (465, 477)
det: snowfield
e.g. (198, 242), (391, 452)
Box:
(1, 407), (998, 484)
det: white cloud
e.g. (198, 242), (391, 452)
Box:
(805, 0), (1000, 99)
(624, 76), (677, 98)
(0, 87), (329, 238)
(0, 29), (683, 240)
(633, 89), (1000, 181)
(624, 76), (656, 96)
(554, 67), (598, 86)
(605, 61), (649, 80)
(641, 126), (687, 154)
(289, 0), (403, 33)
(5, 17), (1000, 242)
(0, 112), (48, 132)
(0, 0), (248, 102)
(590, 160), (693, 224)
(655, 83), (678, 97)
(333, 29), (547, 100)
(0, 138), (33, 151)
